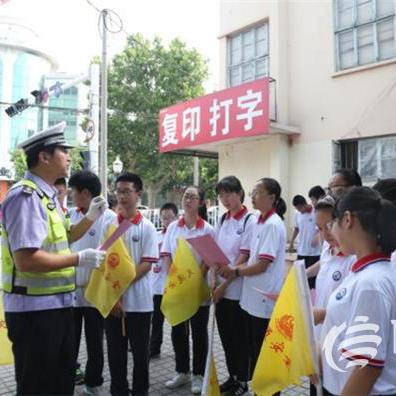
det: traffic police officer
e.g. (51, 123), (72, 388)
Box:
(1, 122), (107, 395)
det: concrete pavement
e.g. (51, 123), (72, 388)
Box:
(0, 319), (309, 395)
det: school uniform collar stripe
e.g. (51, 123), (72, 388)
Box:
(351, 252), (391, 273)
(257, 208), (276, 224)
(117, 211), (143, 225)
(177, 216), (205, 229)
(226, 206), (248, 221)
(306, 205), (313, 213)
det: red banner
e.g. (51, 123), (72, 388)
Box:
(159, 78), (269, 152)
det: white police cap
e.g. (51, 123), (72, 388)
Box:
(18, 121), (74, 152)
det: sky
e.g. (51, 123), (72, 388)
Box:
(0, 0), (220, 91)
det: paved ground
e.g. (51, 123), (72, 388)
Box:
(0, 319), (309, 395)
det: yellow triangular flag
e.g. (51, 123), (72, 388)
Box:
(252, 264), (315, 395)
(0, 292), (13, 366)
(202, 353), (220, 396)
(85, 224), (136, 318)
(161, 238), (210, 326)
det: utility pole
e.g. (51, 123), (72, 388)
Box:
(89, 63), (100, 174)
(99, 9), (108, 197)
(193, 156), (199, 186)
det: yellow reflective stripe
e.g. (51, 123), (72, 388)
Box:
(41, 240), (69, 252)
(2, 272), (75, 289)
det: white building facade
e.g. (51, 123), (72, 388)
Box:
(215, 0), (396, 225)
(0, 17), (57, 171)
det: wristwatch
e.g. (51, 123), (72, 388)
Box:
(235, 268), (240, 277)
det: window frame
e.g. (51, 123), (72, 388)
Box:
(227, 23), (269, 87)
(334, 0), (396, 71)
(335, 134), (396, 182)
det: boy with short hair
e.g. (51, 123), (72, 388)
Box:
(69, 170), (117, 395)
(105, 172), (159, 396)
(149, 202), (178, 359)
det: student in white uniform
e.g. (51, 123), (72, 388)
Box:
(305, 195), (354, 396)
(213, 176), (254, 396)
(161, 186), (214, 395)
(308, 185), (326, 207)
(105, 172), (159, 396)
(220, 177), (286, 387)
(309, 196), (355, 332)
(289, 194), (322, 288)
(373, 178), (396, 265)
(149, 202), (178, 359)
(317, 187), (396, 396)
(68, 171), (117, 396)
(327, 168), (362, 199)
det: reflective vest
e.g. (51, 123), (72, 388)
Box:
(1, 179), (75, 296)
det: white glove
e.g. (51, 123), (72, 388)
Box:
(77, 248), (106, 269)
(86, 196), (109, 222)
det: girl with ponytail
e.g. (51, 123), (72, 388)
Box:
(318, 186), (396, 396)
(219, 177), (287, 382)
(161, 185), (213, 394)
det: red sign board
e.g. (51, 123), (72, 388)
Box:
(159, 78), (269, 152)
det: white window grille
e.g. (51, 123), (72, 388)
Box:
(334, 0), (396, 70)
(227, 24), (269, 87)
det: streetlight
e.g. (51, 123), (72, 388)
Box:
(112, 155), (123, 174)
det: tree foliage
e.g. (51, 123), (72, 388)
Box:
(107, 34), (217, 207)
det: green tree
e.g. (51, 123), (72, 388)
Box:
(108, 34), (217, 208)
(10, 149), (27, 181)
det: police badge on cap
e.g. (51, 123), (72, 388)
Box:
(18, 122), (74, 153)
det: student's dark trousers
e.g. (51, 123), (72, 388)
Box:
(298, 255), (320, 289)
(74, 307), (104, 387)
(149, 294), (164, 356)
(244, 311), (280, 396)
(105, 311), (152, 396)
(215, 298), (249, 381)
(171, 305), (209, 376)
(5, 307), (75, 396)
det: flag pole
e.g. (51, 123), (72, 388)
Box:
(295, 260), (323, 396)
(201, 302), (216, 396)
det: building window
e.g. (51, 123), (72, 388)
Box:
(336, 135), (396, 181)
(227, 23), (269, 87)
(335, 0), (396, 71)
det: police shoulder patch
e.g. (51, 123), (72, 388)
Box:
(21, 186), (34, 195)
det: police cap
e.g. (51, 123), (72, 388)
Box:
(17, 122), (74, 153)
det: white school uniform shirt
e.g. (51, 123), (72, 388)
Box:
(314, 241), (355, 338)
(239, 209), (287, 319)
(161, 216), (214, 306)
(115, 212), (159, 312)
(150, 230), (167, 295)
(321, 253), (396, 396)
(69, 207), (117, 307)
(294, 207), (322, 256)
(215, 206), (254, 301)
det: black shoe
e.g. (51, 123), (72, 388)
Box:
(220, 377), (235, 394)
(74, 367), (85, 385)
(230, 381), (248, 396)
